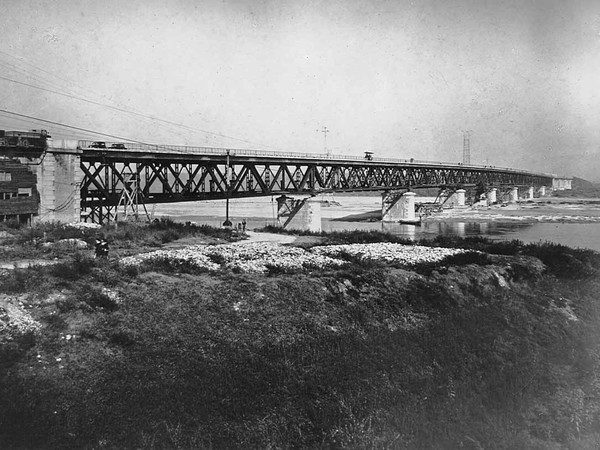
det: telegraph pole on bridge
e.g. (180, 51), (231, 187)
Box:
(317, 126), (330, 156)
(223, 149), (232, 227)
(462, 130), (472, 165)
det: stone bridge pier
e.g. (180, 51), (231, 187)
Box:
(276, 195), (322, 232)
(382, 191), (419, 224)
(445, 189), (467, 208)
(526, 186), (535, 200)
(486, 188), (497, 205)
(508, 187), (519, 203)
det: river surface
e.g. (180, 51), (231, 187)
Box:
(151, 195), (600, 252)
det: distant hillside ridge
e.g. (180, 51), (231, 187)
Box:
(553, 176), (600, 198)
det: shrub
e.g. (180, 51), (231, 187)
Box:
(77, 285), (119, 311)
(55, 294), (83, 313)
(109, 330), (135, 347)
(0, 219), (22, 230)
(415, 250), (493, 275)
(157, 229), (181, 243)
(0, 268), (28, 293)
(48, 253), (96, 280)
(522, 242), (600, 279)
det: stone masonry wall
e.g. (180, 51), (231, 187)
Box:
(35, 147), (82, 223)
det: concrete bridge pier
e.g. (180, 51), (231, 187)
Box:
(382, 191), (419, 224)
(527, 186), (535, 200)
(538, 186), (547, 197)
(276, 195), (321, 232)
(508, 187), (519, 203)
(447, 189), (466, 208)
(486, 188), (497, 205)
(456, 222), (466, 237)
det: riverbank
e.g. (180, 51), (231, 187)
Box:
(1, 222), (600, 448)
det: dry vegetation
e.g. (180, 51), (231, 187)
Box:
(1, 220), (600, 449)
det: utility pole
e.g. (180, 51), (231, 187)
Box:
(317, 126), (330, 156)
(462, 130), (471, 165)
(223, 149), (232, 227)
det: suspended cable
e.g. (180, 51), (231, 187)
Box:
(0, 52), (284, 150)
(0, 108), (154, 145)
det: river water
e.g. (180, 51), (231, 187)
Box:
(151, 195), (600, 252)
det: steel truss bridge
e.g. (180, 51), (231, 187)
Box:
(79, 142), (555, 223)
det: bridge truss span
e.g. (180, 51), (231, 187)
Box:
(80, 149), (554, 223)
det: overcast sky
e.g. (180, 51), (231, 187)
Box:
(1, 0), (599, 180)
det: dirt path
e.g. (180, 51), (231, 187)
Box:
(231, 231), (297, 245)
(0, 259), (58, 270)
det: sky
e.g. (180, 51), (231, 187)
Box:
(1, 0), (599, 180)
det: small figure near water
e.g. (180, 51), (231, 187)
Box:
(242, 219), (247, 232)
(94, 237), (109, 259)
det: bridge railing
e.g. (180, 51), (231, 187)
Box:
(77, 140), (555, 178)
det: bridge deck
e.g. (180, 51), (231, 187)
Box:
(70, 141), (558, 223)
(75, 140), (554, 178)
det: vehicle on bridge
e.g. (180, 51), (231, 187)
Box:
(85, 141), (127, 150)
(88, 141), (106, 149)
(0, 129), (50, 151)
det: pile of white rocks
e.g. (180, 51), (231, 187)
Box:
(312, 242), (472, 266)
(0, 295), (41, 344)
(121, 242), (345, 274)
(121, 248), (221, 271)
(121, 241), (470, 274)
(65, 222), (102, 230)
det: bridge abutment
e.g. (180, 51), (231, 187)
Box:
(276, 195), (321, 232)
(35, 143), (82, 223)
(382, 191), (419, 224)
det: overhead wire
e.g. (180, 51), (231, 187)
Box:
(0, 50), (95, 98)
(0, 60), (89, 100)
(0, 110), (111, 141)
(0, 51), (284, 150)
(0, 109), (157, 146)
(0, 51), (171, 129)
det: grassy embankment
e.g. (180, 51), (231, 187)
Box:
(1, 220), (600, 449)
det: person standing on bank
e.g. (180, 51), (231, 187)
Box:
(95, 237), (109, 259)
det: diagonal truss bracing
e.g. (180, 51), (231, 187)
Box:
(80, 151), (554, 223)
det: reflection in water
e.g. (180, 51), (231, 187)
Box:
(326, 219), (537, 242)
(381, 223), (417, 240)
(153, 197), (600, 251)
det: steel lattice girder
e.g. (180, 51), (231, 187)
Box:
(80, 154), (554, 209)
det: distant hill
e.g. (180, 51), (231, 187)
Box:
(553, 177), (600, 198)
(572, 177), (597, 190)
